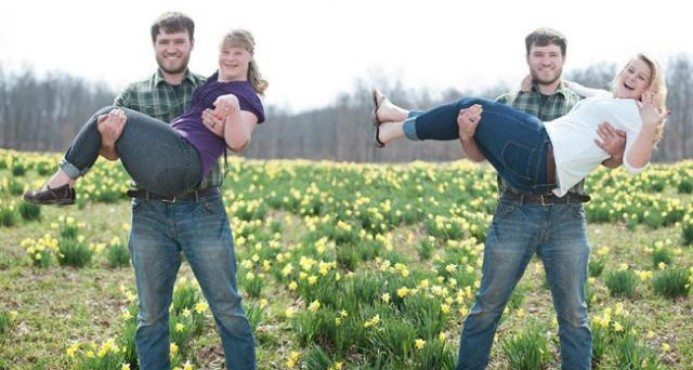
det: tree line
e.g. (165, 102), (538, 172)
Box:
(0, 66), (115, 152)
(1, 57), (691, 162)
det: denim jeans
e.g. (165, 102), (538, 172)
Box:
(61, 106), (202, 196)
(457, 199), (591, 370)
(404, 97), (554, 194)
(129, 194), (256, 370)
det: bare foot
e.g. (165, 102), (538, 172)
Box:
(373, 89), (408, 123)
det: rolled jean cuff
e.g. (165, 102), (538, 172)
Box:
(409, 109), (424, 118)
(60, 158), (88, 179)
(403, 116), (421, 141)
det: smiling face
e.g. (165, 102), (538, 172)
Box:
(527, 43), (565, 87)
(218, 44), (251, 82)
(613, 57), (653, 100)
(153, 30), (193, 77)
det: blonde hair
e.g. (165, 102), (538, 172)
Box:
(612, 53), (668, 144)
(221, 29), (268, 96)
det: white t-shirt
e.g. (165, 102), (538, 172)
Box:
(544, 96), (646, 197)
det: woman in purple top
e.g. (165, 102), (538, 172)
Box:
(24, 29), (266, 204)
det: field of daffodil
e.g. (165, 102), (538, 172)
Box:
(0, 148), (691, 370)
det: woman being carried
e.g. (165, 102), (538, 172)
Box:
(25, 29), (266, 205)
(372, 53), (668, 197)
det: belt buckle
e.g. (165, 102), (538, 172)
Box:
(161, 196), (177, 203)
(540, 195), (548, 206)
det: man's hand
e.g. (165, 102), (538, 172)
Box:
(457, 104), (483, 140)
(98, 109), (127, 160)
(596, 122), (626, 168)
(456, 104), (486, 162)
(520, 74), (533, 93)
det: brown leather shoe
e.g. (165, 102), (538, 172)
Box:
(23, 184), (76, 205)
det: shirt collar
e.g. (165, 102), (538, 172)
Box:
(153, 69), (197, 87)
(528, 81), (569, 98)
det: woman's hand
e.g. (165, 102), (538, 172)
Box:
(639, 90), (669, 127)
(201, 109), (225, 137)
(627, 90), (669, 171)
(212, 94), (240, 120)
(201, 94), (241, 137)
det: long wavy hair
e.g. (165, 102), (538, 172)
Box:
(221, 29), (268, 96)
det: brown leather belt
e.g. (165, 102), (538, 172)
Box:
(499, 192), (590, 205)
(126, 187), (219, 202)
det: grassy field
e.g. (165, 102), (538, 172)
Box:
(0, 149), (691, 370)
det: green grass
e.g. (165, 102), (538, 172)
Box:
(1, 151), (691, 369)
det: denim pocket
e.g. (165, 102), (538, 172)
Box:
(131, 198), (148, 212)
(495, 201), (521, 219)
(191, 197), (226, 217)
(568, 203), (586, 220)
(501, 141), (537, 183)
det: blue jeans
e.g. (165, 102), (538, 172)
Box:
(457, 199), (591, 370)
(403, 97), (555, 194)
(60, 106), (202, 196)
(129, 194), (256, 370)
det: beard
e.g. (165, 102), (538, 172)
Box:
(156, 53), (190, 76)
(531, 67), (562, 86)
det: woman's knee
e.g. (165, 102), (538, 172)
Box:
(95, 105), (118, 116)
(456, 97), (486, 111)
(87, 106), (119, 126)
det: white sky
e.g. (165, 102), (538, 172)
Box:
(1, 0), (691, 113)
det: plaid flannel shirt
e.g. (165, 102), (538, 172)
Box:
(114, 69), (223, 190)
(495, 82), (585, 196)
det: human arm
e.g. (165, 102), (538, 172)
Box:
(456, 105), (486, 162)
(202, 94), (258, 153)
(625, 91), (668, 171)
(596, 122), (626, 168)
(211, 94), (258, 153)
(563, 80), (611, 98)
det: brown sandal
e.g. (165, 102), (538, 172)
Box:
(372, 89), (387, 148)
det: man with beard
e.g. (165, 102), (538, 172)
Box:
(97, 12), (257, 370)
(454, 28), (624, 370)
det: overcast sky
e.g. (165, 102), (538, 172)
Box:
(1, 0), (690, 112)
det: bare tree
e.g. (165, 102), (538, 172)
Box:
(662, 55), (693, 161)
(0, 65), (115, 152)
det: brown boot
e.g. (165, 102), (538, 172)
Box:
(23, 184), (76, 205)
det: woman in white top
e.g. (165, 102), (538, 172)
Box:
(371, 53), (668, 197)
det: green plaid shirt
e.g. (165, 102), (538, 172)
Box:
(495, 82), (585, 195)
(114, 69), (223, 190)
